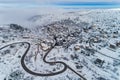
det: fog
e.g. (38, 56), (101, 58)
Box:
(0, 7), (66, 28)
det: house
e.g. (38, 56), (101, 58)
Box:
(94, 58), (104, 68)
(74, 45), (80, 51)
(109, 44), (116, 49)
(116, 42), (120, 47)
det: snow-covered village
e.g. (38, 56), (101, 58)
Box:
(0, 8), (120, 80)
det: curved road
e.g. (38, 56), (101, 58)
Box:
(0, 42), (86, 80)
(89, 39), (120, 61)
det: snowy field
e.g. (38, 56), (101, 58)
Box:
(0, 8), (120, 80)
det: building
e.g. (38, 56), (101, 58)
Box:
(94, 58), (104, 68)
(109, 44), (116, 49)
(116, 42), (120, 47)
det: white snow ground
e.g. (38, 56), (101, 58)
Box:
(0, 8), (120, 80)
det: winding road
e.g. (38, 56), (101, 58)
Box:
(0, 41), (86, 80)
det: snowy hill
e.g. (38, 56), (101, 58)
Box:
(0, 9), (120, 80)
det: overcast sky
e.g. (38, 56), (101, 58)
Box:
(0, 0), (119, 3)
(0, 0), (120, 4)
(0, 0), (120, 27)
(0, 0), (120, 8)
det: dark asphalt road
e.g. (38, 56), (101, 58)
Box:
(0, 42), (86, 80)
(89, 39), (120, 61)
